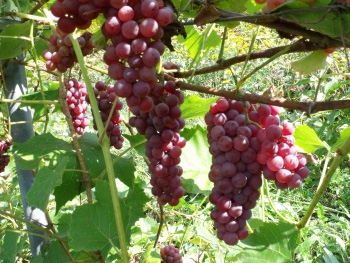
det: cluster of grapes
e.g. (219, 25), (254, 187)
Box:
(87, 81), (124, 149)
(205, 98), (309, 245)
(0, 140), (11, 173)
(65, 78), (90, 135)
(43, 32), (93, 73)
(256, 105), (309, 189)
(129, 79), (186, 206)
(160, 244), (183, 263)
(103, 0), (174, 114)
(50, 0), (100, 34)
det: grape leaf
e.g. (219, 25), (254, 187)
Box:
(331, 127), (350, 152)
(46, 241), (71, 262)
(178, 25), (221, 60)
(0, 21), (32, 60)
(54, 156), (80, 212)
(228, 221), (299, 263)
(291, 50), (329, 75)
(180, 95), (217, 120)
(79, 133), (136, 187)
(123, 133), (147, 157)
(27, 157), (68, 210)
(68, 181), (148, 251)
(13, 133), (74, 169)
(0, 231), (20, 263)
(181, 125), (212, 194)
(294, 124), (329, 153)
(140, 245), (161, 263)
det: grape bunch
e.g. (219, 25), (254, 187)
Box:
(43, 32), (93, 73)
(88, 81), (124, 149)
(0, 140), (11, 173)
(205, 98), (263, 245)
(129, 79), (186, 206)
(205, 98), (309, 245)
(255, 105), (310, 189)
(50, 0), (101, 34)
(103, 0), (175, 113)
(65, 78), (90, 135)
(160, 244), (183, 263)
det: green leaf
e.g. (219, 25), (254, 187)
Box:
(68, 181), (148, 251)
(322, 247), (340, 263)
(294, 125), (329, 153)
(291, 50), (329, 75)
(54, 156), (80, 212)
(0, 21), (32, 59)
(123, 133), (147, 157)
(180, 95), (217, 120)
(229, 221), (299, 263)
(181, 125), (212, 194)
(27, 157), (68, 210)
(46, 240), (72, 262)
(277, 1), (349, 41)
(0, 230), (20, 263)
(140, 245), (161, 263)
(79, 133), (136, 187)
(331, 127), (350, 152)
(13, 133), (74, 169)
(55, 213), (72, 239)
(178, 25), (221, 60)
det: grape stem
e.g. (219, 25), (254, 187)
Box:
(96, 138), (147, 181)
(154, 204), (165, 248)
(44, 210), (76, 262)
(70, 34), (129, 263)
(0, 98), (59, 105)
(297, 135), (350, 229)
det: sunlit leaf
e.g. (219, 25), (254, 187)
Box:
(294, 125), (329, 153)
(181, 125), (212, 194)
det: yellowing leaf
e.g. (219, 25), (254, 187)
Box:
(291, 50), (329, 75)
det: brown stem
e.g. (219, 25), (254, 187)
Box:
(58, 76), (93, 204)
(44, 211), (76, 262)
(175, 80), (350, 114)
(174, 41), (337, 78)
(154, 204), (165, 248)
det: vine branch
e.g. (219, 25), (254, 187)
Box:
(175, 80), (350, 114)
(174, 41), (338, 79)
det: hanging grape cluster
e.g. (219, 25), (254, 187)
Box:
(46, 0), (186, 205)
(160, 244), (183, 263)
(205, 97), (309, 245)
(0, 140), (11, 173)
(65, 78), (90, 135)
(88, 81), (124, 149)
(43, 32), (93, 73)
